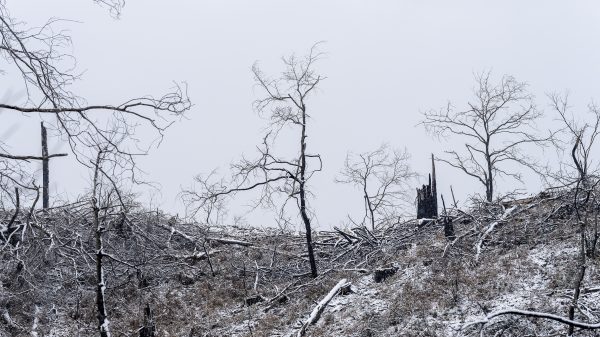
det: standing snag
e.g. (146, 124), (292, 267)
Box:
(416, 154), (438, 219)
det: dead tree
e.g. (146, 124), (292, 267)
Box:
(467, 95), (600, 336)
(549, 93), (600, 258)
(0, 1), (190, 207)
(91, 150), (110, 337)
(548, 93), (600, 335)
(417, 154), (438, 219)
(422, 72), (554, 202)
(40, 122), (66, 209)
(41, 123), (49, 209)
(336, 144), (417, 230)
(182, 44), (324, 278)
(440, 194), (454, 240)
(548, 93), (600, 188)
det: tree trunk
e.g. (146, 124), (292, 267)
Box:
(92, 152), (110, 337)
(300, 109), (317, 278)
(41, 122), (49, 209)
(485, 142), (493, 202)
(364, 185), (375, 230)
(417, 155), (438, 219)
(568, 178), (587, 336)
(297, 279), (350, 336)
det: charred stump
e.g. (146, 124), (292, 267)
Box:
(417, 154), (438, 219)
(443, 216), (455, 240)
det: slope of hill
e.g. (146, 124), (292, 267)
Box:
(1, 188), (599, 337)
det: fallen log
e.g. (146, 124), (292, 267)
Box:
(206, 237), (252, 246)
(297, 278), (351, 336)
(463, 308), (600, 331)
(474, 205), (518, 262)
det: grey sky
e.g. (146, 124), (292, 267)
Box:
(3, 0), (600, 229)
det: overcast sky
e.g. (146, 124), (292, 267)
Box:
(3, 0), (600, 229)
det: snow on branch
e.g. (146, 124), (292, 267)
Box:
(463, 308), (600, 331)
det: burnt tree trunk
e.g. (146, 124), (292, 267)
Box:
(417, 154), (438, 219)
(41, 122), (49, 209)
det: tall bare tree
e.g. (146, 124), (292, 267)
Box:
(183, 44), (324, 277)
(422, 72), (553, 202)
(336, 144), (417, 230)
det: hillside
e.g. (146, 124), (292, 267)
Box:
(1, 187), (599, 337)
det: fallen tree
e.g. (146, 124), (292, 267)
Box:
(463, 308), (600, 331)
(297, 278), (351, 336)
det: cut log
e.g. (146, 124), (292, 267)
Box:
(297, 279), (351, 336)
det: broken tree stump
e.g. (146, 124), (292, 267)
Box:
(440, 194), (455, 240)
(443, 217), (455, 240)
(417, 154), (438, 219)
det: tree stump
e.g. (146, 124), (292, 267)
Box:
(417, 154), (438, 219)
(443, 216), (455, 240)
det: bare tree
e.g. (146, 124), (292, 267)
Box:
(422, 72), (554, 202)
(0, 0), (190, 205)
(0, 3), (191, 335)
(336, 144), (417, 230)
(182, 44), (324, 277)
(181, 170), (227, 226)
(548, 93), (600, 186)
(547, 93), (600, 334)
(548, 94), (600, 257)
(0, 124), (208, 335)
